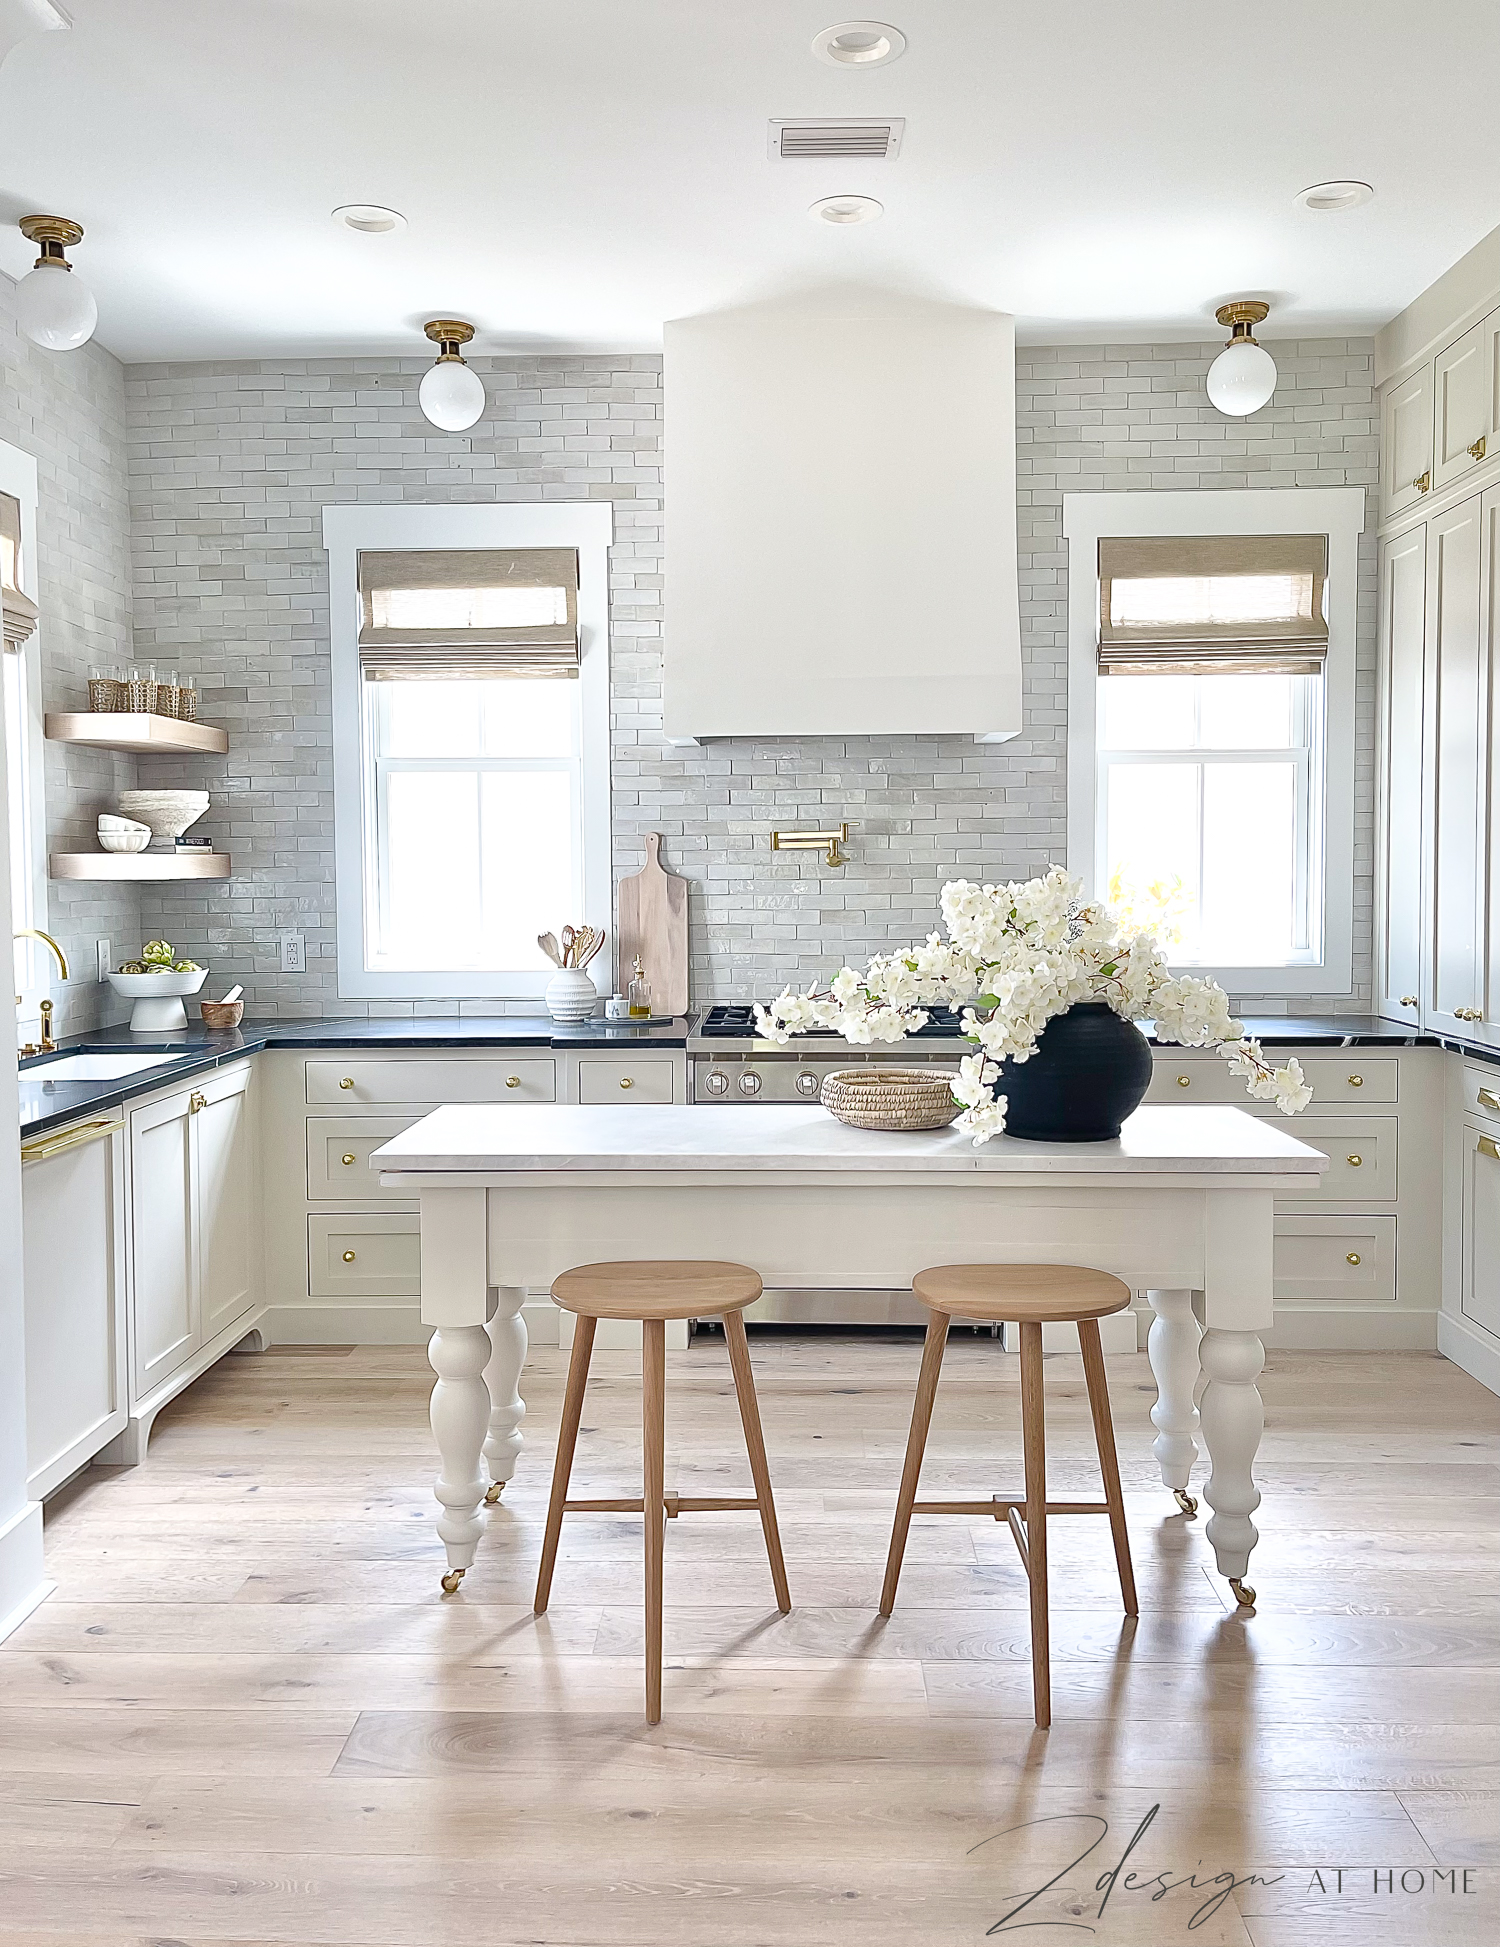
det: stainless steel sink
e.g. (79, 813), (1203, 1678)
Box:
(22, 1052), (189, 1083)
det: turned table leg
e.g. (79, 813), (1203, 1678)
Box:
(1146, 1288), (1202, 1516)
(420, 1187), (494, 1593)
(483, 1284), (528, 1503)
(1199, 1189), (1274, 1609)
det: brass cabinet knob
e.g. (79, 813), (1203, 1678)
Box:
(505, 1076), (521, 1088)
(1455, 1007), (1484, 1022)
(1346, 1252), (1362, 1265)
(1346, 1154), (1363, 1167)
(1400, 996), (1418, 1008)
(1176, 1074), (1191, 1088)
(1415, 470), (1432, 493)
(1469, 436), (1488, 462)
(339, 1076), (355, 1090)
(341, 1153), (356, 1166)
(619, 1076), (635, 1089)
(342, 1250), (357, 1262)
(188, 1090), (207, 1114)
(1478, 1087), (1500, 1114)
(1347, 1074), (1364, 1087)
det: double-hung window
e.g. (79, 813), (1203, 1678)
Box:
(1063, 491), (1364, 996)
(326, 505), (612, 1001)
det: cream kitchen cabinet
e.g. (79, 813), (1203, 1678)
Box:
(1375, 524), (1427, 1024)
(1432, 309), (1500, 495)
(21, 1115), (128, 1499)
(127, 1061), (260, 1403)
(1382, 365), (1435, 523)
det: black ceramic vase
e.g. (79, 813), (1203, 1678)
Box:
(995, 1000), (1153, 1142)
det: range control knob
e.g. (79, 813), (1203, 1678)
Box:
(704, 1069), (730, 1096)
(795, 1070), (821, 1097)
(737, 1070), (763, 1096)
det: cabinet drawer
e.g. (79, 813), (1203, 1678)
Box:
(577, 1057), (677, 1105)
(308, 1213), (420, 1297)
(1148, 1054), (1398, 1106)
(1274, 1215), (1396, 1305)
(305, 1057), (555, 1107)
(1273, 1118), (1397, 1202)
(1461, 1062), (1500, 1124)
(307, 1118), (420, 1201)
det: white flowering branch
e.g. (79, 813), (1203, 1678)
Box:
(753, 867), (1313, 1145)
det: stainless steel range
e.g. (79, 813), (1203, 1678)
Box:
(686, 1003), (979, 1328)
(688, 1004), (971, 1102)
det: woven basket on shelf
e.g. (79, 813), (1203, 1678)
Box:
(819, 1067), (962, 1132)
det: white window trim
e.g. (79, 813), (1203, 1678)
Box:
(1, 439), (48, 1008)
(1062, 488), (1366, 996)
(324, 502), (613, 1001)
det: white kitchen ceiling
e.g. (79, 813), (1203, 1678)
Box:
(1, 0), (1497, 362)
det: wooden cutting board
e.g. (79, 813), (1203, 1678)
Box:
(617, 832), (689, 1017)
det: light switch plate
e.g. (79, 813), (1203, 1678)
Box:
(96, 938), (111, 981)
(279, 931), (306, 974)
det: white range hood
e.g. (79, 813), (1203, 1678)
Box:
(663, 294), (1022, 743)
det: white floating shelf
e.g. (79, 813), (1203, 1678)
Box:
(50, 852), (231, 881)
(45, 711), (228, 756)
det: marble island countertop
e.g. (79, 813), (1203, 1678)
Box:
(372, 1101), (1329, 1178)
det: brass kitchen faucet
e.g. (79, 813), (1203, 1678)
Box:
(14, 928), (68, 1057)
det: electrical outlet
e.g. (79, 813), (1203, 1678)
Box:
(279, 931), (306, 974)
(96, 938), (112, 981)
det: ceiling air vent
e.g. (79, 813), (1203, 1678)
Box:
(768, 117), (905, 161)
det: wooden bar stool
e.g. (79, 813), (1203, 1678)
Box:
(535, 1260), (791, 1724)
(881, 1264), (1139, 1728)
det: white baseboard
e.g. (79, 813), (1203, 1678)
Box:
(1438, 1309), (1500, 1396)
(0, 1499), (49, 1646)
(1129, 1301), (1438, 1352)
(264, 1298), (563, 1347)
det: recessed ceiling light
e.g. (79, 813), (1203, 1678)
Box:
(809, 195), (884, 225)
(1295, 180), (1374, 213)
(332, 204), (407, 234)
(812, 20), (906, 67)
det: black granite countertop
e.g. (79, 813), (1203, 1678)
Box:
(18, 1013), (693, 1140)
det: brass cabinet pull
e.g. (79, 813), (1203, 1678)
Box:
(1469, 436), (1487, 462)
(619, 1076), (635, 1089)
(1400, 995), (1417, 1008)
(1414, 470), (1431, 493)
(1346, 1153), (1363, 1167)
(1479, 1135), (1500, 1162)
(1347, 1074), (1364, 1087)
(1176, 1074), (1191, 1088)
(505, 1075), (521, 1088)
(342, 1250), (357, 1262)
(341, 1153), (356, 1166)
(339, 1076), (355, 1090)
(1346, 1252), (1362, 1265)
(188, 1090), (207, 1114)
(1455, 1007), (1484, 1022)
(1477, 1087), (1500, 1114)
(20, 1116), (123, 1164)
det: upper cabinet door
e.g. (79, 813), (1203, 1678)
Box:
(1434, 320), (1495, 493)
(1376, 526), (1428, 1023)
(195, 1063), (258, 1345)
(1424, 496), (1491, 1042)
(1483, 489), (1500, 1037)
(1383, 365), (1435, 523)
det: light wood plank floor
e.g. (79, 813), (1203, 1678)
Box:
(2, 1333), (1497, 1946)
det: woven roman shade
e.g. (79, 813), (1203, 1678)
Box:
(1097, 534), (1328, 676)
(1, 491), (38, 652)
(357, 547), (579, 679)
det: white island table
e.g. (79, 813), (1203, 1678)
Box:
(374, 1103), (1326, 1603)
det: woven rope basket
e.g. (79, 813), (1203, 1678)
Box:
(819, 1067), (962, 1132)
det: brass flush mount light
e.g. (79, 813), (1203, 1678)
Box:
(15, 214), (97, 350)
(1206, 300), (1277, 417)
(419, 319), (485, 432)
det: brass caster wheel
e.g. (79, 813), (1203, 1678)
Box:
(1229, 1577), (1256, 1608)
(484, 1481), (504, 1505)
(440, 1568), (466, 1596)
(1173, 1488), (1199, 1517)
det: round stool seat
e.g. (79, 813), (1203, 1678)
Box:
(551, 1259), (763, 1321)
(912, 1263), (1131, 1324)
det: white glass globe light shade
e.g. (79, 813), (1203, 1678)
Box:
(15, 261), (97, 350)
(1206, 338), (1277, 416)
(419, 357), (485, 432)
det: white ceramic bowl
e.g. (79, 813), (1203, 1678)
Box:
(98, 813), (151, 833)
(97, 828), (151, 854)
(116, 789), (210, 846)
(107, 967), (209, 1032)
